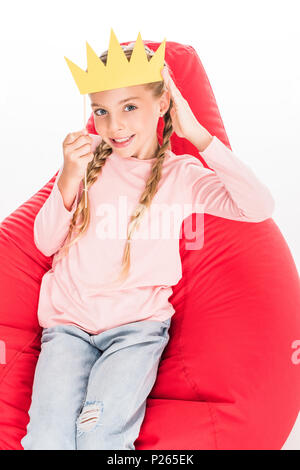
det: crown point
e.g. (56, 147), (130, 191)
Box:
(64, 30), (167, 94)
(110, 27), (118, 40)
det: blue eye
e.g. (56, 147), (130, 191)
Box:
(125, 105), (137, 112)
(94, 108), (106, 116)
(94, 104), (137, 116)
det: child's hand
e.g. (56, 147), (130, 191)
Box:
(161, 67), (201, 141)
(62, 129), (94, 181)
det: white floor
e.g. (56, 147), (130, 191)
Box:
(281, 412), (300, 450)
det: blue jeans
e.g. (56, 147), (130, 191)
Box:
(21, 318), (171, 450)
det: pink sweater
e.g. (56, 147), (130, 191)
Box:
(34, 135), (275, 334)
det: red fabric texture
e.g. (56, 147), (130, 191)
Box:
(0, 39), (299, 450)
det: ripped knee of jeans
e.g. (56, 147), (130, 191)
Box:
(76, 401), (104, 433)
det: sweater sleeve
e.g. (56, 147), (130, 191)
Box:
(184, 136), (275, 222)
(33, 166), (80, 257)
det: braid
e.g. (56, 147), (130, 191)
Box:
(53, 139), (112, 263)
(112, 103), (174, 285)
(53, 43), (175, 288)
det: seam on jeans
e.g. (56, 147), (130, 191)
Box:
(89, 334), (96, 347)
(160, 333), (169, 343)
(75, 386), (89, 441)
(120, 337), (165, 448)
(161, 324), (171, 342)
(75, 350), (101, 439)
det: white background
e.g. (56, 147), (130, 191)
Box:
(0, 0), (299, 449)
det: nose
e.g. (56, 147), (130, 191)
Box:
(107, 114), (126, 134)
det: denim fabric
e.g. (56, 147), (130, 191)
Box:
(21, 317), (171, 450)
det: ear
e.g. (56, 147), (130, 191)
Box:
(160, 88), (171, 114)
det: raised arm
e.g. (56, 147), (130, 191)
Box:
(184, 136), (275, 222)
(34, 165), (81, 257)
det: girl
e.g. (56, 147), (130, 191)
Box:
(21, 44), (275, 450)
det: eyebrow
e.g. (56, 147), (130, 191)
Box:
(91, 96), (141, 108)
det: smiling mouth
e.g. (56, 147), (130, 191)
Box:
(111, 134), (134, 141)
(109, 134), (135, 146)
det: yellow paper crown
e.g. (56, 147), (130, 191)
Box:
(64, 28), (166, 95)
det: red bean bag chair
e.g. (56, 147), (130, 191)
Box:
(0, 39), (299, 450)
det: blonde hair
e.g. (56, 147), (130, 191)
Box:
(54, 43), (174, 286)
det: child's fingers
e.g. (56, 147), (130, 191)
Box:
(64, 135), (92, 156)
(90, 134), (102, 153)
(162, 68), (182, 103)
(168, 76), (182, 100)
(73, 134), (92, 150)
(63, 133), (93, 164)
(79, 152), (94, 162)
(64, 128), (88, 146)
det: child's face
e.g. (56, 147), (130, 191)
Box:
(89, 84), (170, 160)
